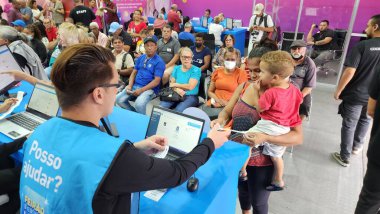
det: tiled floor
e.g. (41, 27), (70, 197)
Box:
(236, 84), (368, 214)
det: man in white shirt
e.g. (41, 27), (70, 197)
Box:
(248, 3), (274, 54)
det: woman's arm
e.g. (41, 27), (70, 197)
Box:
(171, 79), (198, 91)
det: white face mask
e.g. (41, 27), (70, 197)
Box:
(224, 61), (236, 70)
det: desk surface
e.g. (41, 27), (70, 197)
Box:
(1, 82), (249, 213)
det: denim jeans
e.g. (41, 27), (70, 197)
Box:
(116, 85), (155, 114)
(159, 95), (199, 112)
(338, 101), (371, 161)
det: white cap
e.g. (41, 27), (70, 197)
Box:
(253, 3), (264, 15)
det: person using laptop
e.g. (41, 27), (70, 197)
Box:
(19, 44), (230, 214)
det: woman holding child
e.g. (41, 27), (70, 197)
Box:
(211, 43), (303, 214)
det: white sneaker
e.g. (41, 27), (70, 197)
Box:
(352, 146), (363, 155)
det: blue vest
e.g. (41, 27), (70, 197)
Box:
(19, 117), (124, 214)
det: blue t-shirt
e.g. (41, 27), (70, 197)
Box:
(134, 54), (165, 93)
(171, 65), (201, 95)
(178, 32), (195, 44)
(190, 46), (212, 70)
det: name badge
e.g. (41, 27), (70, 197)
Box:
(167, 48), (172, 52)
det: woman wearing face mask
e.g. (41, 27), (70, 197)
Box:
(23, 24), (47, 64)
(159, 47), (201, 112)
(201, 47), (248, 119)
(212, 34), (241, 71)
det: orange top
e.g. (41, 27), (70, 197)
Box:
(207, 67), (248, 106)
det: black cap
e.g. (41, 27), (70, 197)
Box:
(144, 37), (157, 44)
(290, 40), (307, 48)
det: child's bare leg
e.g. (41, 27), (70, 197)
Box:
(270, 156), (284, 187)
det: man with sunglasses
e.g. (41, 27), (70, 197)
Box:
(289, 40), (317, 120)
(18, 43), (230, 214)
(116, 37), (165, 114)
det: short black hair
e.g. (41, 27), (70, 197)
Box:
(321, 20), (329, 26)
(165, 23), (173, 29)
(371, 14), (380, 31)
(205, 9), (211, 14)
(195, 33), (204, 39)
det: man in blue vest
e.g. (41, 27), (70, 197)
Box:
(19, 44), (230, 214)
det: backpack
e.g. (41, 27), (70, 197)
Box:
(253, 15), (280, 42)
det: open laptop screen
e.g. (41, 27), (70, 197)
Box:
(27, 83), (59, 117)
(146, 106), (205, 154)
(226, 18), (233, 29)
(0, 45), (24, 72)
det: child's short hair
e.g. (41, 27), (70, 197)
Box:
(261, 50), (294, 78)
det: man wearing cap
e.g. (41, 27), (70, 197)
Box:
(108, 22), (133, 52)
(248, 3), (274, 54)
(11, 19), (26, 32)
(289, 40), (317, 120)
(116, 37), (166, 114)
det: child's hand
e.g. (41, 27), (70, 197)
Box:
(243, 132), (268, 147)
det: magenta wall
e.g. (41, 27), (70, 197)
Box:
(174, 0), (380, 35)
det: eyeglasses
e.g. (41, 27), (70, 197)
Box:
(181, 56), (192, 60)
(225, 39), (233, 42)
(88, 83), (121, 93)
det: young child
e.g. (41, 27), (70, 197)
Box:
(243, 50), (303, 191)
(134, 29), (148, 59)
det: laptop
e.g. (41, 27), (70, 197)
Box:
(0, 44), (24, 72)
(226, 18), (233, 30)
(146, 106), (205, 160)
(0, 83), (59, 139)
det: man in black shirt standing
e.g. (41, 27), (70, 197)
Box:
(355, 65), (380, 214)
(307, 20), (337, 66)
(69, 0), (96, 27)
(332, 14), (380, 167)
(18, 44), (230, 214)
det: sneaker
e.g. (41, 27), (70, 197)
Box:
(332, 152), (350, 167)
(352, 146), (363, 155)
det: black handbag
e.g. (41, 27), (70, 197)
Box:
(158, 87), (184, 102)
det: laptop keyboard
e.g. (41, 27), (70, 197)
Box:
(7, 114), (41, 131)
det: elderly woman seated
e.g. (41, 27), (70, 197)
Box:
(212, 34), (241, 70)
(201, 47), (248, 119)
(159, 47), (201, 112)
(0, 25), (47, 80)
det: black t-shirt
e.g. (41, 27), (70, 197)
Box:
(313, 29), (336, 50)
(290, 56), (317, 90)
(340, 38), (380, 104)
(367, 65), (380, 165)
(31, 38), (47, 63)
(69, 5), (96, 27)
